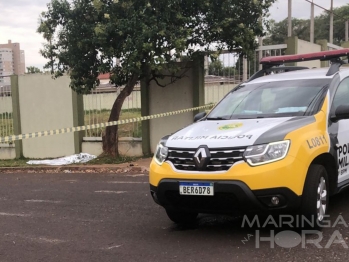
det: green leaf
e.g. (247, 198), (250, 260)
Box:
(37, 0), (275, 95)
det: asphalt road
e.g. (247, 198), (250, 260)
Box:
(0, 171), (349, 261)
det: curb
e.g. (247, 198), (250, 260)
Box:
(0, 165), (149, 174)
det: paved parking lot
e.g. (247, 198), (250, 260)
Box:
(0, 171), (349, 261)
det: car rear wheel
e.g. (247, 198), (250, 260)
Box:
(165, 208), (198, 224)
(300, 164), (329, 228)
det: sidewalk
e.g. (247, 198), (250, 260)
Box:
(0, 157), (152, 174)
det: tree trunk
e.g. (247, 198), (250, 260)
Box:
(102, 74), (139, 157)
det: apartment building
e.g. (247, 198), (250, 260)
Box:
(0, 40), (25, 86)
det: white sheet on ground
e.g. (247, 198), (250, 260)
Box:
(27, 153), (97, 166)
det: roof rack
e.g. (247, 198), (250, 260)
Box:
(247, 48), (349, 82)
(248, 65), (309, 82)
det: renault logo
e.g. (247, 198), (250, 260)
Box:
(193, 145), (211, 170)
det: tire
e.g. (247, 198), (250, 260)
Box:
(165, 208), (198, 225)
(300, 164), (329, 229)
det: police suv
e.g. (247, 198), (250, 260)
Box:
(149, 49), (349, 226)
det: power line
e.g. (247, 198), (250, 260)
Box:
(304, 0), (347, 20)
(305, 0), (348, 42)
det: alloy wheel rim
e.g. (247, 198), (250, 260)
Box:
(317, 177), (327, 222)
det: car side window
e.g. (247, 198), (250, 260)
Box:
(332, 78), (349, 113)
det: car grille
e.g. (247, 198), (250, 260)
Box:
(167, 147), (246, 171)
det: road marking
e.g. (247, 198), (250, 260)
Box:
(36, 237), (66, 244)
(76, 218), (103, 223)
(125, 174), (147, 177)
(25, 200), (62, 203)
(95, 191), (127, 194)
(107, 181), (148, 184)
(0, 212), (30, 217)
(102, 245), (122, 250)
(5, 233), (66, 244)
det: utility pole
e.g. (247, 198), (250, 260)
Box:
(258, 16), (263, 70)
(310, 1), (315, 43)
(242, 58), (248, 82)
(288, 0), (292, 37)
(346, 20), (349, 42)
(329, 0), (333, 43)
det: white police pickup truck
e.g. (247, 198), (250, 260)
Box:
(149, 49), (349, 226)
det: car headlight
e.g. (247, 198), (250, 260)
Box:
(243, 140), (290, 166)
(154, 142), (169, 166)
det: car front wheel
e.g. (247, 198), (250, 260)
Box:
(300, 164), (329, 228)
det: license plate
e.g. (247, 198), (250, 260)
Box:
(179, 182), (214, 196)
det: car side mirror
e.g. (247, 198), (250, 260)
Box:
(194, 112), (206, 122)
(331, 105), (349, 122)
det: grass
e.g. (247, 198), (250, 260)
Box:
(0, 154), (146, 168)
(0, 158), (30, 168)
(84, 155), (141, 165)
(84, 108), (142, 138)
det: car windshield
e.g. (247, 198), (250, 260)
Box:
(206, 79), (331, 119)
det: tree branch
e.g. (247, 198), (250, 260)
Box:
(150, 76), (166, 88)
(148, 65), (190, 88)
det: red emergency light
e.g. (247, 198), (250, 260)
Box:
(260, 48), (349, 65)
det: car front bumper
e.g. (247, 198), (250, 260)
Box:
(150, 179), (301, 215)
(149, 155), (308, 214)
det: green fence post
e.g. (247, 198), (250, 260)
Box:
(140, 68), (151, 156)
(341, 41), (349, 48)
(72, 91), (84, 153)
(284, 36), (298, 66)
(10, 75), (23, 158)
(316, 39), (329, 68)
(192, 55), (205, 117)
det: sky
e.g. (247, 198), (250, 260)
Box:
(0, 0), (348, 71)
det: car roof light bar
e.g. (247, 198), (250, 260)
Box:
(257, 49), (349, 77)
(260, 49), (349, 65)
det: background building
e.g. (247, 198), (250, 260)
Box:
(0, 40), (25, 87)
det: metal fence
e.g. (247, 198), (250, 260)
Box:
(0, 85), (14, 140)
(205, 81), (237, 105)
(83, 85), (142, 138)
(205, 44), (287, 104)
(84, 81), (235, 139)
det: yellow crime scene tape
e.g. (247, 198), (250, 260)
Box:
(0, 104), (215, 143)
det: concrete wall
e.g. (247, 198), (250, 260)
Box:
(3, 88), (141, 114)
(0, 144), (15, 159)
(81, 137), (142, 157)
(297, 39), (321, 68)
(0, 96), (12, 114)
(148, 67), (195, 153)
(82, 82), (232, 112)
(140, 58), (205, 154)
(16, 74), (82, 158)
